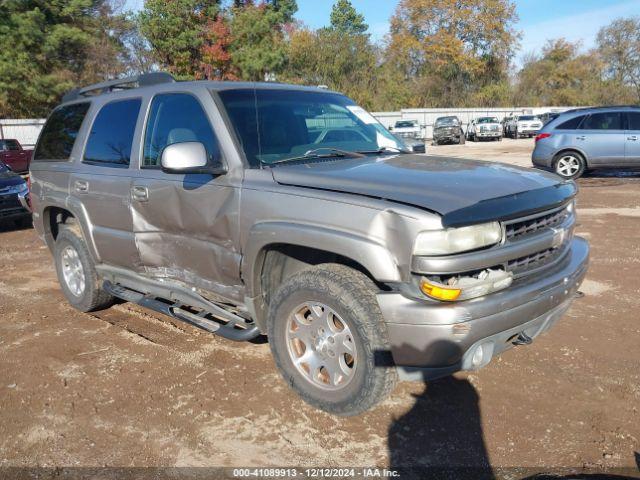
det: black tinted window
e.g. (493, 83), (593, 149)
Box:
(34, 102), (90, 161)
(580, 112), (622, 130)
(84, 99), (141, 166)
(627, 112), (640, 130)
(4, 140), (20, 150)
(143, 93), (219, 167)
(557, 115), (585, 130)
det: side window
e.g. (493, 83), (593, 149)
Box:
(83, 98), (141, 166)
(34, 102), (90, 161)
(5, 140), (20, 151)
(627, 112), (640, 130)
(143, 93), (220, 167)
(580, 112), (622, 130)
(556, 115), (585, 130)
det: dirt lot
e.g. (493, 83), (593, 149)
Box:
(1, 138), (639, 477)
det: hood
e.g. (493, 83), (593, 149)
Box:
(0, 168), (24, 187)
(270, 154), (576, 227)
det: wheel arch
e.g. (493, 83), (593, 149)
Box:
(242, 222), (401, 331)
(41, 199), (100, 262)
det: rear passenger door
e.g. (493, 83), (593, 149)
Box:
(71, 97), (143, 269)
(131, 92), (243, 303)
(577, 112), (626, 166)
(625, 111), (640, 164)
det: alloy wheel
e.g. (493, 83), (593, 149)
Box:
(556, 155), (581, 177)
(285, 302), (357, 391)
(61, 245), (85, 297)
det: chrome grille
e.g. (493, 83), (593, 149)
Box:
(506, 207), (569, 241)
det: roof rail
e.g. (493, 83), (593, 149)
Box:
(564, 105), (640, 114)
(62, 72), (175, 103)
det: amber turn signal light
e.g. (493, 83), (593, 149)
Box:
(419, 279), (462, 301)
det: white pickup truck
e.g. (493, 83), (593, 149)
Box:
(506, 115), (543, 139)
(466, 117), (502, 142)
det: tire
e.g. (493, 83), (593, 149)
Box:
(54, 226), (115, 312)
(514, 129), (520, 139)
(267, 263), (397, 416)
(553, 151), (586, 179)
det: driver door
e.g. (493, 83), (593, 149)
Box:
(130, 91), (243, 302)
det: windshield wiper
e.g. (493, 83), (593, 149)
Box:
(357, 146), (410, 155)
(269, 148), (365, 165)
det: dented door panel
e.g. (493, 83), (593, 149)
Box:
(130, 171), (244, 303)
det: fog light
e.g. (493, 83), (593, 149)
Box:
(471, 346), (484, 367)
(419, 279), (461, 301)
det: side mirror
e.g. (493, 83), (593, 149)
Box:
(412, 143), (426, 153)
(160, 142), (226, 175)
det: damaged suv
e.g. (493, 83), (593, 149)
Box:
(30, 74), (589, 416)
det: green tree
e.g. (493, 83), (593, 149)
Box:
(515, 39), (605, 106)
(138, 0), (220, 78)
(0, 0), (129, 117)
(329, 0), (368, 35)
(228, 1), (297, 81)
(597, 17), (640, 103)
(386, 0), (520, 107)
(284, 26), (378, 108)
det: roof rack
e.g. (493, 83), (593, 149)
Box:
(62, 72), (175, 103)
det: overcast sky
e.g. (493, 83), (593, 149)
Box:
(124, 0), (640, 64)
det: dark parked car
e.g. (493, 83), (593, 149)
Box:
(30, 73), (588, 416)
(0, 161), (31, 227)
(0, 139), (33, 174)
(432, 116), (465, 145)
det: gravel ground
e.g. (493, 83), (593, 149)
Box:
(0, 138), (639, 478)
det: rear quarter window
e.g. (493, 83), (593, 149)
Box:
(34, 102), (91, 162)
(556, 115), (585, 130)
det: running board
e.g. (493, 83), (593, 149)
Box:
(103, 281), (260, 342)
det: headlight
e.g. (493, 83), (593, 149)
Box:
(9, 183), (28, 195)
(413, 222), (502, 256)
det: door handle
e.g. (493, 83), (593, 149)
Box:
(628, 136), (638, 141)
(576, 136), (586, 140)
(131, 185), (149, 202)
(74, 180), (89, 193)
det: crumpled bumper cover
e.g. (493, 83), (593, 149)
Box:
(377, 237), (589, 378)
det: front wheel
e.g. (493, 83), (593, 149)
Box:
(553, 152), (586, 179)
(268, 264), (397, 416)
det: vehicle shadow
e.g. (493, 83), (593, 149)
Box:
(385, 343), (493, 480)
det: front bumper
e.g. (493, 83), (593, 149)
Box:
(0, 193), (30, 221)
(377, 237), (589, 380)
(477, 131), (501, 138)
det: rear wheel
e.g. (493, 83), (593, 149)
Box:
(54, 227), (114, 312)
(553, 152), (586, 179)
(268, 264), (397, 416)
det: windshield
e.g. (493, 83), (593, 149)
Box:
(395, 121), (417, 128)
(435, 117), (459, 126)
(519, 115), (539, 121)
(477, 117), (499, 124)
(217, 88), (406, 166)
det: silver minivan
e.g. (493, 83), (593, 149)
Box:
(532, 106), (640, 179)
